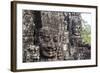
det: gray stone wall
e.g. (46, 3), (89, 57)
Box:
(22, 10), (91, 62)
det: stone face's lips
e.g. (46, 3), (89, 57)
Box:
(41, 50), (56, 58)
(40, 47), (57, 58)
(41, 47), (57, 51)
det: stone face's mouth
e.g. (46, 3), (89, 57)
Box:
(43, 47), (57, 52)
(41, 47), (57, 58)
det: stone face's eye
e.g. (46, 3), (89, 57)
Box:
(44, 35), (51, 42)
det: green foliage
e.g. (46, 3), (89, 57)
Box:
(81, 23), (91, 44)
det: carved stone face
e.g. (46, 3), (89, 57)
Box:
(39, 28), (58, 58)
(72, 18), (81, 36)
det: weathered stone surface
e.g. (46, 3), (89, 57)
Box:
(22, 10), (91, 62)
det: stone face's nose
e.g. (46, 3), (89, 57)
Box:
(47, 40), (55, 49)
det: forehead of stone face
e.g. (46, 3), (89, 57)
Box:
(40, 27), (58, 36)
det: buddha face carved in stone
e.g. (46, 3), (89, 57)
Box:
(39, 28), (58, 59)
(72, 17), (81, 36)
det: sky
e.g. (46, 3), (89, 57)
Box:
(81, 13), (92, 25)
